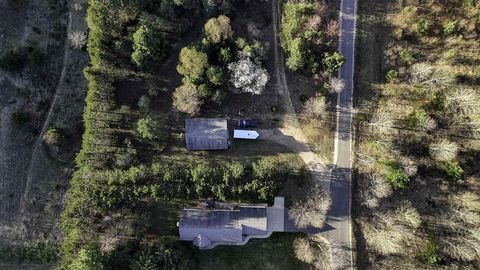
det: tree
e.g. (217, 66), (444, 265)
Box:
(68, 31), (87, 49)
(327, 77), (345, 94)
(177, 47), (209, 81)
(322, 51), (345, 74)
(304, 96), (326, 117)
(172, 84), (202, 115)
(204, 15), (233, 44)
(288, 185), (331, 229)
(137, 117), (157, 140)
(132, 24), (168, 71)
(429, 139), (458, 161)
(228, 54), (269, 95)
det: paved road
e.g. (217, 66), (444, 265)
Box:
(323, 0), (358, 269)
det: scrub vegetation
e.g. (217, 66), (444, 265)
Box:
(354, 0), (480, 268)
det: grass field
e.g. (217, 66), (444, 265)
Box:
(197, 233), (309, 270)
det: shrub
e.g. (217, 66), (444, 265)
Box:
(132, 24), (168, 71)
(177, 47), (209, 81)
(130, 239), (196, 270)
(0, 241), (59, 263)
(322, 51), (345, 74)
(68, 31), (87, 49)
(303, 95), (326, 117)
(137, 95), (151, 111)
(327, 77), (345, 94)
(10, 110), (31, 125)
(172, 83), (202, 115)
(440, 160), (463, 181)
(404, 110), (436, 132)
(416, 18), (431, 35)
(206, 66), (224, 86)
(379, 160), (410, 189)
(0, 49), (25, 72)
(28, 47), (46, 65)
(398, 47), (415, 65)
(420, 240), (440, 265)
(43, 127), (65, 145)
(68, 245), (104, 270)
(204, 15), (233, 44)
(443, 20), (456, 35)
(385, 69), (398, 83)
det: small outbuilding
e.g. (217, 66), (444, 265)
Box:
(185, 118), (229, 150)
(233, 129), (259, 140)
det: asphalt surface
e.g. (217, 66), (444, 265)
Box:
(323, 0), (357, 269)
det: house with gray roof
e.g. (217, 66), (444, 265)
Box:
(178, 197), (285, 249)
(185, 118), (229, 150)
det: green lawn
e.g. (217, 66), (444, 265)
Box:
(196, 233), (309, 270)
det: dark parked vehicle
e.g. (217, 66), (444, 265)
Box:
(238, 119), (258, 128)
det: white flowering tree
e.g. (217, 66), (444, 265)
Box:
(228, 54), (269, 95)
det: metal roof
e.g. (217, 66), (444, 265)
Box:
(185, 118), (229, 150)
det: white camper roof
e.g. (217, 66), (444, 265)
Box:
(234, 130), (259, 140)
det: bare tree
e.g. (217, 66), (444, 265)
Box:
(172, 84), (203, 116)
(363, 223), (404, 255)
(326, 19), (340, 38)
(360, 174), (392, 209)
(304, 95), (327, 117)
(68, 31), (87, 49)
(446, 88), (480, 117)
(327, 77), (345, 94)
(393, 202), (422, 228)
(409, 62), (434, 84)
(429, 139), (459, 161)
(293, 238), (315, 264)
(452, 192), (480, 211)
(367, 111), (394, 134)
(440, 229), (480, 262)
(363, 203), (421, 255)
(288, 185), (332, 229)
(294, 235), (332, 270)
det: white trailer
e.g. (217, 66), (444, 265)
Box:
(233, 130), (259, 140)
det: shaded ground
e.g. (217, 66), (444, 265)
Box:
(197, 233), (309, 270)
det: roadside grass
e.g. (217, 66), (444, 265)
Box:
(197, 233), (309, 270)
(299, 112), (335, 163)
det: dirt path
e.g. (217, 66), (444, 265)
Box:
(269, 0), (331, 187)
(19, 12), (73, 220)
